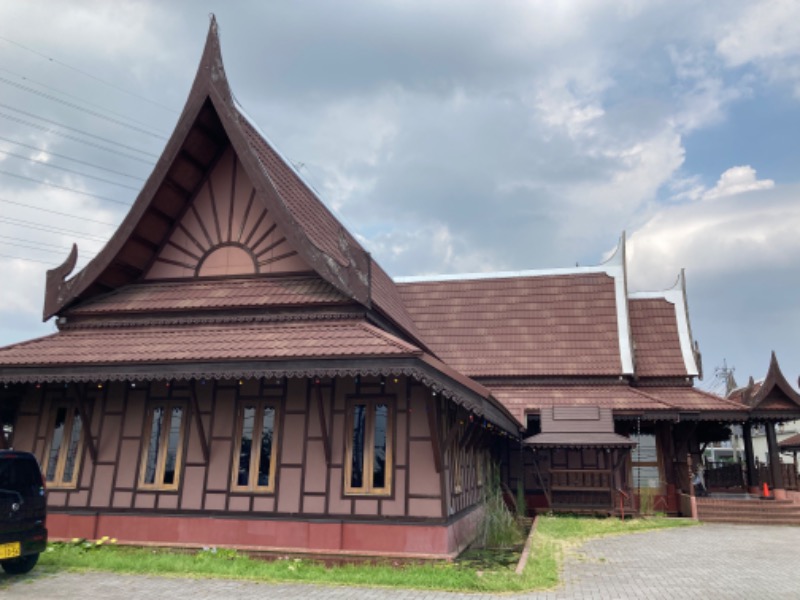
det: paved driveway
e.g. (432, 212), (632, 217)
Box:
(2, 524), (799, 599)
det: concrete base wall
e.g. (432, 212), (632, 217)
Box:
(48, 506), (484, 559)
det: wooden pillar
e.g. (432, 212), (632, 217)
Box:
(742, 422), (758, 493)
(765, 422), (786, 499)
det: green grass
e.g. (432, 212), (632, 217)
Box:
(32, 516), (695, 593)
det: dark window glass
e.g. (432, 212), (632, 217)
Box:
(143, 407), (164, 485)
(46, 407), (67, 482)
(373, 404), (388, 489)
(62, 410), (82, 483)
(163, 407), (183, 485)
(238, 406), (255, 486)
(350, 404), (366, 488)
(257, 407), (275, 487)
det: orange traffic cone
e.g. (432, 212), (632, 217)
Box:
(763, 482), (770, 498)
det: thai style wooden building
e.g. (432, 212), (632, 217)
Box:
(1, 19), (799, 555)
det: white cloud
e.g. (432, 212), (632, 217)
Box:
(702, 165), (774, 201)
(627, 182), (800, 290)
(716, 0), (800, 67)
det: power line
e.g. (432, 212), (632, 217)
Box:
(0, 198), (117, 227)
(0, 238), (99, 258)
(0, 216), (110, 243)
(0, 169), (131, 205)
(0, 33), (177, 115)
(0, 102), (159, 157)
(0, 233), (101, 253)
(0, 252), (55, 266)
(0, 148), (140, 190)
(0, 75), (168, 140)
(0, 66), (167, 134)
(0, 135), (146, 181)
(0, 111), (155, 164)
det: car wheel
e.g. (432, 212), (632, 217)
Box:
(1, 553), (39, 575)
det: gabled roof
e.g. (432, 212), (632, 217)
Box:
(729, 352), (800, 411)
(42, 17), (425, 349)
(628, 271), (700, 378)
(395, 237), (634, 378)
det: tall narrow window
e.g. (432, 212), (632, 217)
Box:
(44, 404), (83, 488)
(139, 403), (185, 490)
(232, 400), (279, 492)
(345, 398), (393, 495)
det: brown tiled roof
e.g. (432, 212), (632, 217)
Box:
(0, 320), (420, 366)
(489, 385), (671, 422)
(240, 117), (426, 347)
(68, 276), (349, 316)
(240, 117), (353, 267)
(369, 260), (425, 347)
(639, 387), (747, 413)
(397, 273), (622, 377)
(66, 276), (350, 315)
(629, 298), (687, 377)
(779, 433), (800, 450)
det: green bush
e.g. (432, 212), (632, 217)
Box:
(476, 467), (524, 549)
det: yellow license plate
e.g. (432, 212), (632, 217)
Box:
(0, 542), (21, 559)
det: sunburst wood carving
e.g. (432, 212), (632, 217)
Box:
(146, 148), (308, 279)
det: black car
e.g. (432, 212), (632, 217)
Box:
(0, 451), (47, 575)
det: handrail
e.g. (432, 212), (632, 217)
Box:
(616, 488), (630, 520)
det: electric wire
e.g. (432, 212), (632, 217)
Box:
(0, 238), (99, 257)
(0, 169), (131, 205)
(0, 216), (111, 243)
(0, 111), (155, 164)
(0, 252), (55, 266)
(0, 135), (146, 181)
(0, 102), (159, 157)
(0, 148), (140, 190)
(0, 66), (167, 134)
(0, 34), (177, 114)
(0, 75), (168, 140)
(0, 233), (102, 252)
(0, 198), (118, 227)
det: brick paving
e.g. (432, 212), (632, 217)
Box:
(2, 524), (799, 599)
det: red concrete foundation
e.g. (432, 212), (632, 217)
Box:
(48, 507), (483, 559)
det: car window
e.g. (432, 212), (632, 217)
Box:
(0, 457), (43, 497)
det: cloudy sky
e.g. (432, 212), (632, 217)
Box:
(0, 0), (798, 394)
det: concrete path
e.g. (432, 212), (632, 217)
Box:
(2, 524), (799, 599)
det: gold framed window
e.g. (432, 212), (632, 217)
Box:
(344, 397), (393, 496)
(139, 402), (186, 490)
(231, 399), (279, 492)
(43, 404), (84, 488)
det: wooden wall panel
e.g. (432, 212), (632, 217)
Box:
(181, 466), (206, 510)
(90, 465), (115, 507)
(276, 467), (301, 513)
(116, 439), (140, 489)
(206, 440), (232, 491)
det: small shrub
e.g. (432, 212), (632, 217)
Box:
(476, 467), (524, 549)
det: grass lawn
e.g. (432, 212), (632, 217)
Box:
(33, 516), (695, 593)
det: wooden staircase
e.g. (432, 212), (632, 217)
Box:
(696, 496), (800, 526)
